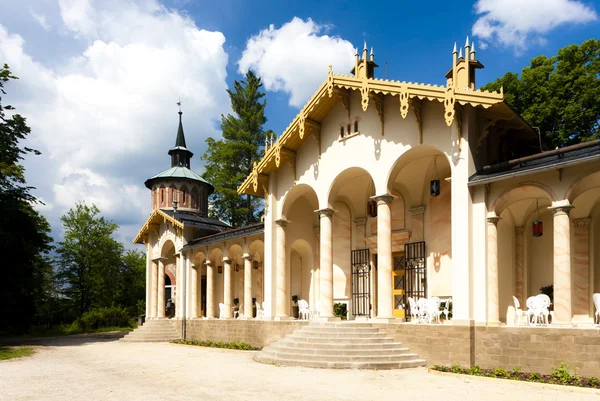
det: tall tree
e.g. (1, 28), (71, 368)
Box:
(481, 39), (600, 147)
(55, 203), (124, 315)
(115, 249), (146, 316)
(0, 64), (53, 333)
(202, 70), (273, 227)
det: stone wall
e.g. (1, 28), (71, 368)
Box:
(180, 319), (308, 349)
(178, 320), (600, 378)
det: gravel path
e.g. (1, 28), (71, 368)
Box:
(1, 337), (598, 401)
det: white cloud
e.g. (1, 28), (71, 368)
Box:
(30, 9), (51, 31)
(472, 0), (598, 52)
(238, 17), (355, 108)
(0, 0), (230, 246)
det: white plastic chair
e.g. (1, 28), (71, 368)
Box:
(311, 300), (321, 320)
(298, 299), (310, 320)
(218, 303), (225, 319)
(407, 297), (419, 322)
(441, 298), (452, 322)
(536, 294), (551, 325)
(417, 298), (429, 323)
(255, 301), (264, 320)
(512, 296), (527, 326)
(427, 297), (441, 324)
(233, 303), (242, 319)
(593, 293), (600, 325)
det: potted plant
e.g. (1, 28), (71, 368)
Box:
(233, 298), (239, 306)
(291, 295), (299, 319)
(334, 302), (348, 320)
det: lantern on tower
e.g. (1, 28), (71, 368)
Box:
(252, 260), (259, 270)
(430, 157), (441, 197)
(234, 263), (240, 272)
(217, 265), (223, 274)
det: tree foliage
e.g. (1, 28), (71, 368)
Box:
(201, 70), (272, 227)
(481, 39), (600, 147)
(0, 64), (53, 333)
(55, 203), (124, 315)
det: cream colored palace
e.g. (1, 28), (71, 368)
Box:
(134, 39), (600, 336)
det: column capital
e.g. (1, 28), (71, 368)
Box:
(242, 253), (252, 260)
(487, 216), (501, 226)
(574, 217), (591, 227)
(316, 208), (335, 217)
(204, 259), (212, 266)
(353, 217), (367, 226)
(222, 256), (231, 264)
(371, 194), (396, 205)
(549, 204), (574, 216)
(275, 219), (289, 227)
(515, 226), (525, 235)
(409, 206), (426, 216)
(152, 257), (167, 263)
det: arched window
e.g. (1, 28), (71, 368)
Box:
(340, 126), (344, 138)
(347, 124), (351, 135)
(191, 187), (199, 209)
(354, 121), (359, 133)
(160, 188), (165, 206)
(181, 185), (188, 207)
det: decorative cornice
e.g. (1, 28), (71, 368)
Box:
(573, 218), (591, 227)
(409, 206), (426, 216)
(316, 208), (335, 217)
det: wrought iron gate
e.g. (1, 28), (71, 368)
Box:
(351, 249), (371, 317)
(405, 241), (427, 309)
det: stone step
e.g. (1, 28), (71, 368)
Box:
(266, 344), (411, 356)
(298, 327), (381, 334)
(277, 339), (403, 349)
(308, 322), (373, 328)
(287, 334), (393, 343)
(260, 349), (419, 363)
(119, 320), (179, 343)
(254, 353), (426, 370)
(291, 331), (387, 339)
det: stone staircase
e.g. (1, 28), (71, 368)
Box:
(254, 322), (426, 369)
(120, 319), (180, 342)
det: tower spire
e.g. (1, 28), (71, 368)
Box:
(168, 103), (193, 168)
(175, 103), (187, 148)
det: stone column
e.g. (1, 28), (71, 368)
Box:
(223, 258), (232, 319)
(150, 260), (158, 318)
(487, 215), (500, 325)
(550, 204), (574, 325)
(206, 260), (214, 318)
(157, 259), (166, 318)
(145, 244), (151, 318)
(313, 226), (320, 309)
(243, 254), (253, 319)
(373, 194), (395, 320)
(317, 209), (335, 318)
(573, 218), (592, 324)
(189, 261), (198, 319)
(275, 219), (289, 319)
(175, 254), (181, 318)
(514, 226), (525, 303)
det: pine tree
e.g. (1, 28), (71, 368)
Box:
(202, 71), (272, 227)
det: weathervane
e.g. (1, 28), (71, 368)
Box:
(177, 98), (182, 113)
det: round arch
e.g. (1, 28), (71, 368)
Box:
(327, 166), (375, 214)
(565, 167), (600, 204)
(492, 182), (556, 216)
(280, 183), (319, 220)
(160, 238), (176, 258)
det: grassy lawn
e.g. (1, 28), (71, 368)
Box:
(0, 346), (35, 361)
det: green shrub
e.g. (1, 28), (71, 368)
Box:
(528, 372), (542, 383)
(551, 362), (578, 386)
(173, 339), (259, 351)
(588, 377), (599, 388)
(72, 307), (134, 332)
(333, 302), (347, 319)
(432, 365), (448, 372)
(451, 364), (468, 374)
(469, 366), (483, 376)
(493, 368), (511, 379)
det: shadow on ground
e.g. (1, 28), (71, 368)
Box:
(0, 331), (130, 347)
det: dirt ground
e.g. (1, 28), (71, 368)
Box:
(0, 335), (598, 401)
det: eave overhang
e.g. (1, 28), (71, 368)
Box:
(238, 66), (512, 197)
(133, 209), (184, 244)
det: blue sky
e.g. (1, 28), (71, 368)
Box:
(0, 0), (598, 246)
